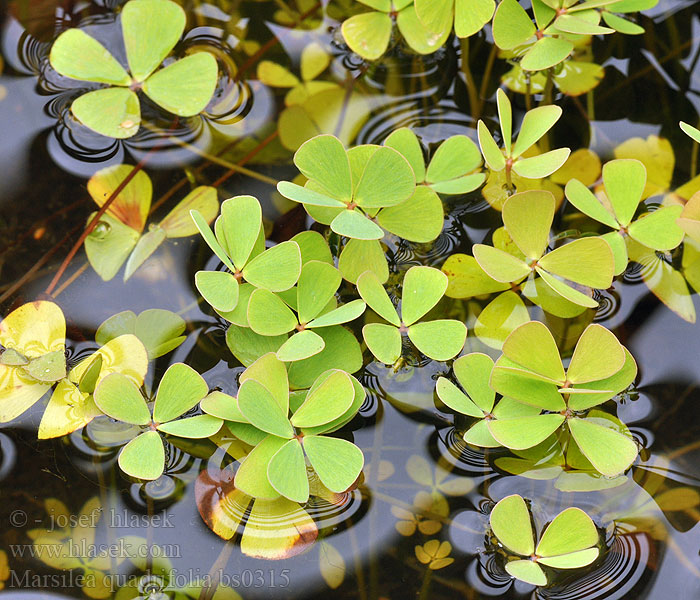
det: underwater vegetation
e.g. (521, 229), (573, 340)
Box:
(1, 0), (700, 597)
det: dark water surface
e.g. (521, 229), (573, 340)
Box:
(1, 0), (700, 598)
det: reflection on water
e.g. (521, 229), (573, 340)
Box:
(0, 0), (700, 598)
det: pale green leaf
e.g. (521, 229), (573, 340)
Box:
(453, 352), (495, 412)
(536, 507), (599, 557)
(567, 324), (625, 384)
(142, 52), (218, 116)
(50, 29), (131, 85)
(539, 237), (614, 288)
(384, 128), (425, 182)
(363, 323), (402, 364)
(502, 321), (566, 383)
(538, 547), (599, 568)
(472, 244), (531, 283)
(191, 208), (236, 272)
(503, 190), (555, 260)
(602, 159), (646, 227)
(353, 146), (415, 208)
(94, 373), (150, 425)
(339, 238), (388, 284)
(243, 241), (301, 292)
(297, 261), (341, 324)
(628, 205), (684, 251)
(237, 379), (294, 439)
(680, 121), (700, 144)
(454, 0), (495, 37)
(200, 391), (246, 422)
(267, 439), (309, 502)
(276, 330), (325, 362)
(568, 417), (638, 477)
(122, 0), (185, 82)
(521, 37), (574, 71)
(496, 89), (512, 156)
(535, 268), (599, 308)
(72, 87), (140, 138)
(565, 178), (618, 228)
(397, 2), (451, 53)
(377, 186), (444, 242)
(478, 120), (506, 171)
(219, 195), (262, 271)
(512, 105), (563, 157)
(436, 378), (482, 417)
(294, 134), (352, 203)
(123, 227), (166, 280)
(118, 431), (164, 480)
(489, 413), (565, 448)
(554, 14), (614, 34)
(304, 435), (364, 492)
(601, 12), (644, 34)
(408, 320), (467, 360)
(331, 209), (384, 240)
(414, 0), (453, 37)
(341, 12), (392, 61)
(307, 300), (366, 328)
(153, 363), (208, 423)
(401, 266), (447, 325)
(157, 414), (222, 438)
(490, 494), (534, 555)
(505, 560), (547, 586)
(277, 181), (346, 207)
(426, 135), (482, 184)
(357, 270), (401, 325)
(474, 291), (529, 349)
(492, 0), (536, 49)
(257, 61), (299, 87)
(247, 289), (298, 336)
(195, 270), (239, 312)
(442, 254), (510, 298)
(235, 435), (286, 500)
(85, 213), (139, 281)
(291, 370), (355, 428)
(512, 148), (571, 179)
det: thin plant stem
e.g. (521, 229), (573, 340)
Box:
(460, 38), (479, 120)
(476, 44), (498, 120)
(417, 568), (433, 600)
(53, 262), (89, 298)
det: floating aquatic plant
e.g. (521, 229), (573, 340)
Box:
(247, 260), (366, 361)
(478, 90), (571, 183)
(489, 321), (638, 477)
(85, 164), (218, 281)
(200, 353), (365, 503)
(473, 190), (614, 308)
(49, 0), (218, 138)
(414, 0), (495, 40)
(490, 494), (600, 585)
(357, 266), (467, 363)
(192, 194), (302, 315)
(94, 363), (223, 480)
(565, 158), (684, 275)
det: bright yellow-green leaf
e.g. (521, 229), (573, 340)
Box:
(268, 439), (308, 502)
(426, 135), (482, 184)
(567, 324), (625, 384)
(602, 11), (644, 33)
(535, 267), (599, 308)
(492, 0), (536, 49)
(93, 373), (150, 425)
(503, 190), (555, 260)
(453, 352), (495, 412)
(341, 12), (392, 61)
(602, 158), (646, 226)
(153, 363), (208, 423)
(628, 205), (684, 250)
(505, 559), (547, 585)
(248, 289), (298, 336)
(234, 435), (286, 500)
(363, 323), (402, 364)
(118, 431), (165, 480)
(121, 0), (186, 82)
(50, 29), (131, 85)
(401, 266), (447, 325)
(397, 2), (451, 53)
(521, 37), (574, 71)
(512, 105), (563, 158)
(680, 121), (700, 144)
(536, 507), (599, 557)
(565, 178), (618, 228)
(257, 61), (299, 87)
(331, 209), (384, 240)
(614, 136), (672, 199)
(304, 435), (364, 492)
(384, 128), (425, 182)
(513, 148), (571, 178)
(455, 0), (495, 37)
(357, 270), (401, 325)
(38, 380), (101, 440)
(339, 238), (388, 284)
(537, 547), (599, 568)
(0, 301), (65, 358)
(354, 146), (416, 208)
(472, 244), (531, 282)
(497, 89), (513, 156)
(408, 320), (467, 360)
(488, 413), (565, 449)
(539, 237), (614, 288)
(71, 87), (141, 138)
(414, 0), (453, 37)
(243, 241), (301, 292)
(301, 42), (331, 81)
(377, 186), (444, 242)
(442, 254), (510, 298)
(195, 270), (239, 312)
(474, 290), (529, 349)
(436, 378), (482, 416)
(291, 370), (354, 428)
(142, 52), (218, 116)
(219, 195), (262, 270)
(490, 494), (534, 555)
(568, 417), (638, 477)
(478, 120), (507, 171)
(503, 321), (566, 383)
(237, 379), (294, 439)
(157, 414), (222, 438)
(294, 135), (352, 203)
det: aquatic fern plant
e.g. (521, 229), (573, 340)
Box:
(49, 0), (218, 138)
(490, 494), (599, 585)
(478, 90), (571, 182)
(94, 363), (223, 480)
(200, 353), (365, 503)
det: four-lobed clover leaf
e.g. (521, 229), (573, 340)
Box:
(473, 190), (614, 308)
(565, 158), (684, 274)
(192, 194), (302, 317)
(0, 301), (67, 422)
(94, 363), (223, 480)
(490, 494), (599, 586)
(492, 0), (614, 73)
(276, 134), (416, 241)
(85, 164), (219, 281)
(200, 353), (365, 503)
(49, 0), (218, 138)
(357, 266), (467, 363)
(478, 89), (571, 180)
(247, 260), (366, 361)
(488, 321), (639, 477)
(341, 0), (450, 61)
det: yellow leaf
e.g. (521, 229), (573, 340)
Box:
(614, 135), (674, 199)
